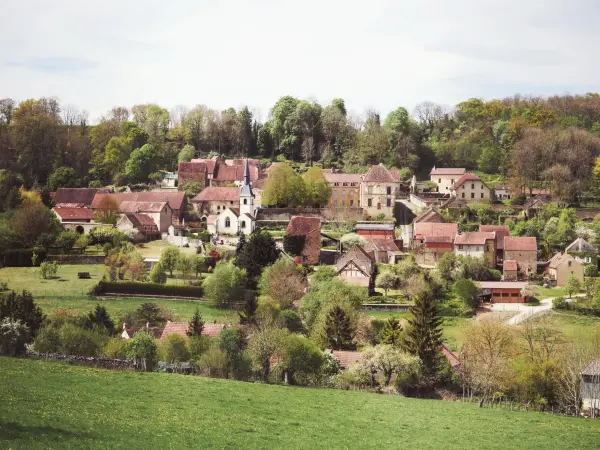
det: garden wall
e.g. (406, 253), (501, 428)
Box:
(27, 351), (137, 370)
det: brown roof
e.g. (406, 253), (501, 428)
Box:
(160, 322), (226, 340)
(125, 213), (157, 228)
(504, 236), (537, 252)
(229, 208), (240, 217)
(478, 281), (529, 289)
(191, 158), (218, 175)
(414, 222), (458, 239)
(54, 202), (86, 208)
(92, 191), (185, 211)
(286, 216), (321, 236)
(424, 235), (454, 244)
(480, 225), (510, 249)
(451, 172), (485, 190)
(53, 207), (94, 221)
(440, 345), (461, 369)
(430, 168), (466, 176)
(329, 350), (363, 369)
(363, 164), (396, 183)
(389, 169), (401, 181)
(582, 359), (600, 376)
(414, 208), (442, 223)
(214, 165), (259, 182)
(191, 187), (239, 203)
(454, 231), (495, 245)
(363, 239), (401, 252)
(119, 201), (168, 213)
(53, 188), (110, 206)
(322, 171), (362, 184)
(503, 260), (518, 271)
(178, 161), (207, 174)
(548, 252), (578, 270)
(335, 245), (375, 275)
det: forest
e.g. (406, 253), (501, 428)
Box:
(2, 94), (600, 204)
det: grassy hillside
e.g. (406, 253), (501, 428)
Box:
(1, 358), (599, 449)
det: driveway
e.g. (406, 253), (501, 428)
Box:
(490, 294), (586, 325)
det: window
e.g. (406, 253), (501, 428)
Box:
(342, 182), (348, 186)
(511, 293), (519, 297)
(480, 193), (484, 198)
(458, 245), (463, 250)
(217, 205), (220, 210)
(230, 201), (234, 205)
(451, 179), (454, 184)
(333, 191), (337, 197)
(377, 203), (381, 210)
(502, 292), (510, 297)
(471, 193), (475, 199)
(386, 198), (391, 207)
(461, 193), (465, 199)
(471, 183), (475, 189)
(225, 217), (231, 228)
(243, 199), (247, 205)
(438, 178), (441, 183)
(368, 198), (372, 207)
(350, 200), (354, 206)
(241, 220), (246, 229)
(386, 186), (391, 195)
(342, 190), (346, 196)
(568, 261), (572, 267)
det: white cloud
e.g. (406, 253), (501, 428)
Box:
(1, 0), (599, 122)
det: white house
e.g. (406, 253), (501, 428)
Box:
(430, 167), (466, 192)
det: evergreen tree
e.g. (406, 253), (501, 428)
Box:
(402, 293), (443, 375)
(238, 295), (258, 325)
(0, 290), (45, 339)
(235, 232), (246, 257)
(324, 305), (354, 350)
(235, 230), (278, 285)
(187, 308), (205, 337)
(379, 318), (403, 346)
(87, 304), (115, 335)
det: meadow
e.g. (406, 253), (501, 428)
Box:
(2, 357), (600, 449)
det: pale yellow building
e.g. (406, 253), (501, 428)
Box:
(430, 167), (466, 192)
(450, 173), (491, 203)
(360, 164), (399, 219)
(548, 253), (584, 287)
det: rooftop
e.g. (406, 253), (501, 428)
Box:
(53, 207), (95, 221)
(191, 187), (240, 203)
(430, 167), (466, 176)
(450, 172), (484, 190)
(414, 222), (458, 239)
(581, 359), (600, 376)
(53, 188), (111, 206)
(286, 216), (321, 236)
(322, 171), (362, 184)
(119, 201), (168, 213)
(478, 281), (529, 289)
(362, 164), (396, 183)
(565, 237), (597, 254)
(480, 225), (510, 249)
(454, 231), (495, 245)
(504, 236), (537, 252)
(354, 222), (395, 231)
(160, 322), (225, 340)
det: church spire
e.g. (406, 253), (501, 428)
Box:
(243, 158), (250, 186)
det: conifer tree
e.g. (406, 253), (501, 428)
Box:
(402, 293), (443, 375)
(379, 318), (403, 346)
(187, 308), (205, 337)
(87, 304), (115, 335)
(324, 305), (354, 350)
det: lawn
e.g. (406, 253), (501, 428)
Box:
(1, 358), (599, 449)
(0, 265), (231, 324)
(136, 240), (198, 258)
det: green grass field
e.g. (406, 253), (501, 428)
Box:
(1, 358), (599, 449)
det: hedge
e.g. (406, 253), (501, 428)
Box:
(91, 280), (203, 298)
(3, 248), (47, 267)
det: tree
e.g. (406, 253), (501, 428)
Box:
(203, 262), (247, 308)
(149, 262), (167, 284)
(437, 252), (458, 283)
(235, 230), (278, 284)
(12, 196), (60, 248)
(564, 274), (582, 299)
(94, 195), (120, 224)
(54, 231), (79, 251)
(303, 167), (332, 207)
(159, 334), (189, 363)
(279, 334), (324, 385)
(178, 144), (195, 162)
(362, 345), (421, 387)
(248, 326), (287, 382)
(0, 318), (29, 356)
(218, 327), (249, 380)
(0, 290), (45, 339)
(176, 254), (194, 280)
(323, 305), (355, 350)
(402, 293), (443, 376)
(259, 259), (306, 309)
(187, 308), (205, 337)
(159, 247), (181, 276)
(47, 166), (77, 191)
(181, 181), (203, 197)
(124, 143), (157, 183)
(261, 163), (306, 207)
(454, 278), (480, 311)
(238, 295), (258, 325)
(379, 318), (403, 346)
(124, 332), (158, 371)
(376, 271), (399, 296)
(86, 304), (115, 335)
(134, 302), (167, 327)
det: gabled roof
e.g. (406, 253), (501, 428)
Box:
(413, 208), (442, 224)
(191, 187), (239, 203)
(524, 195), (551, 209)
(53, 188), (111, 206)
(286, 216), (321, 236)
(440, 345), (461, 369)
(92, 192), (185, 211)
(480, 225), (510, 250)
(53, 207), (94, 221)
(335, 245), (375, 275)
(362, 164), (396, 183)
(430, 167), (466, 176)
(363, 239), (401, 252)
(214, 164), (259, 182)
(504, 236), (537, 252)
(503, 260), (518, 271)
(414, 222), (458, 239)
(582, 359), (600, 376)
(191, 158), (218, 175)
(178, 161), (207, 174)
(548, 252), (578, 269)
(119, 201), (168, 213)
(160, 322), (225, 340)
(454, 231), (495, 245)
(321, 171), (362, 184)
(566, 237), (597, 254)
(124, 213), (157, 228)
(450, 172), (485, 190)
(328, 350), (363, 369)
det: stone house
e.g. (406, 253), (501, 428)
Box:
(503, 260), (518, 281)
(412, 222), (458, 265)
(191, 187), (240, 215)
(360, 164), (399, 219)
(430, 167), (466, 193)
(178, 161), (208, 188)
(362, 239), (403, 264)
(52, 207), (100, 235)
(285, 216), (322, 265)
(480, 225), (510, 265)
(504, 236), (537, 278)
(449, 172), (491, 203)
(565, 237), (598, 265)
(335, 245), (376, 292)
(118, 201), (172, 233)
(322, 170), (362, 208)
(91, 191), (187, 224)
(412, 222), (458, 247)
(116, 213), (159, 241)
(453, 231), (496, 267)
(547, 252), (584, 286)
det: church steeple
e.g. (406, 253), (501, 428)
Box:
(243, 158), (250, 186)
(239, 158), (254, 218)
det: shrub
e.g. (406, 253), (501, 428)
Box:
(553, 296), (567, 309)
(283, 234), (305, 256)
(0, 318), (29, 356)
(584, 263), (598, 278)
(188, 335), (211, 361)
(149, 263), (167, 284)
(124, 332), (158, 371)
(103, 337), (126, 359)
(40, 261), (59, 279)
(259, 259), (306, 309)
(0, 290), (45, 339)
(59, 324), (108, 357)
(454, 278), (480, 310)
(33, 326), (61, 353)
(159, 334), (189, 363)
(311, 266), (337, 282)
(280, 309), (304, 333)
(198, 345), (228, 377)
(3, 248), (47, 267)
(54, 231), (80, 251)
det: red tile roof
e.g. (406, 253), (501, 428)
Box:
(454, 231), (495, 245)
(191, 187), (239, 203)
(440, 345), (461, 369)
(329, 350), (363, 369)
(125, 213), (157, 228)
(178, 161), (207, 174)
(504, 236), (537, 252)
(92, 192), (185, 211)
(389, 169), (401, 181)
(450, 172), (484, 190)
(480, 225), (510, 250)
(503, 260), (518, 271)
(363, 164), (396, 183)
(53, 188), (111, 206)
(53, 207), (95, 221)
(286, 216), (321, 236)
(430, 168), (466, 176)
(322, 171), (362, 184)
(424, 235), (453, 244)
(214, 165), (259, 182)
(160, 322), (225, 340)
(414, 222), (458, 239)
(191, 158), (218, 175)
(119, 201), (168, 213)
(363, 239), (401, 252)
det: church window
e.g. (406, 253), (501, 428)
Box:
(243, 199), (247, 205)
(225, 217), (231, 228)
(241, 220), (246, 228)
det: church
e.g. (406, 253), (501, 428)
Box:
(205, 159), (257, 236)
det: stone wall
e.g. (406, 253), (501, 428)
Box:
(27, 351), (137, 370)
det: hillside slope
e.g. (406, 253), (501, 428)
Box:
(1, 358), (599, 449)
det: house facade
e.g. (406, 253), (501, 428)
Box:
(91, 191), (187, 224)
(503, 260), (518, 281)
(450, 173), (491, 203)
(335, 245), (376, 292)
(119, 201), (172, 233)
(191, 187), (240, 215)
(354, 222), (395, 241)
(480, 225), (510, 265)
(285, 216), (322, 265)
(430, 167), (466, 193)
(453, 231), (496, 267)
(178, 161), (208, 188)
(52, 207), (100, 234)
(478, 281), (531, 303)
(360, 164), (399, 219)
(565, 237), (598, 265)
(504, 237), (537, 278)
(117, 213), (159, 241)
(547, 253), (584, 286)
(322, 170), (361, 208)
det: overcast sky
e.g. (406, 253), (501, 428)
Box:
(1, 0), (599, 123)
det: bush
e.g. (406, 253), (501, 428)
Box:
(40, 261), (59, 279)
(149, 263), (168, 284)
(124, 332), (158, 371)
(203, 262), (246, 308)
(54, 231), (80, 251)
(159, 334), (189, 363)
(59, 324), (108, 357)
(3, 248), (47, 267)
(103, 337), (126, 358)
(91, 280), (203, 298)
(198, 345), (228, 377)
(0, 318), (29, 356)
(584, 263), (598, 278)
(189, 335), (211, 361)
(33, 326), (61, 353)
(281, 309), (304, 333)
(552, 296), (568, 309)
